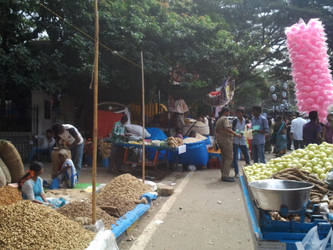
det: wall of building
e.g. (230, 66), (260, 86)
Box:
(31, 90), (53, 136)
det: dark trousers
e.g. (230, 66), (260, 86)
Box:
(233, 144), (250, 175)
(110, 145), (124, 170)
(293, 140), (304, 150)
(252, 144), (266, 163)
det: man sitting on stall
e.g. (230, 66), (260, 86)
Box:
(110, 114), (128, 172)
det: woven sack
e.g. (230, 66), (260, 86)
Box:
(0, 165), (6, 187)
(0, 158), (11, 184)
(0, 140), (24, 182)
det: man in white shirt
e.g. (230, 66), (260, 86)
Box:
(290, 113), (307, 149)
(52, 123), (84, 176)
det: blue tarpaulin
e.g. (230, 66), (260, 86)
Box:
(111, 192), (158, 238)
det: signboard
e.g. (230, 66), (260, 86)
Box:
(178, 145), (186, 154)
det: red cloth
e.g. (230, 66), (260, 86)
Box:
(98, 110), (123, 138)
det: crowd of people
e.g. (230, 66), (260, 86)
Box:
(214, 106), (333, 182)
(25, 105), (333, 190)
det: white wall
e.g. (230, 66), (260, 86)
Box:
(31, 90), (53, 136)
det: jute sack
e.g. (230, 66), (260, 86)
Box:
(51, 148), (71, 179)
(0, 140), (24, 182)
(0, 165), (7, 187)
(0, 158), (11, 184)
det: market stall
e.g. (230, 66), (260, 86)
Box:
(241, 142), (333, 249)
(112, 127), (210, 169)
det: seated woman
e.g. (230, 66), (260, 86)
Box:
(55, 149), (78, 188)
(19, 161), (47, 204)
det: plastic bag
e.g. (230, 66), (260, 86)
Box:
(296, 226), (333, 250)
(86, 220), (119, 250)
(125, 124), (151, 138)
(46, 197), (67, 208)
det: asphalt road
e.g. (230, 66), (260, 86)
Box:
(121, 169), (254, 250)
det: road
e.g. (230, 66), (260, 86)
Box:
(120, 169), (254, 250)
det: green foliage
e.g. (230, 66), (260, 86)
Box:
(1, 0), (333, 109)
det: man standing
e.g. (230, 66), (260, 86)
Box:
(290, 112), (307, 149)
(215, 107), (241, 182)
(110, 114), (128, 171)
(251, 106), (269, 163)
(303, 111), (322, 146)
(323, 113), (333, 144)
(52, 123), (84, 176)
(232, 107), (251, 177)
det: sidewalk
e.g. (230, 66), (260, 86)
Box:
(128, 169), (254, 250)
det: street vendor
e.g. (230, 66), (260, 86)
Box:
(110, 114), (128, 171)
(54, 149), (78, 188)
(19, 161), (48, 204)
(52, 123), (84, 176)
(168, 96), (189, 132)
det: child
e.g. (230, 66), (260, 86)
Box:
(56, 149), (78, 188)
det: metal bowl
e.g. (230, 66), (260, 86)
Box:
(249, 179), (314, 212)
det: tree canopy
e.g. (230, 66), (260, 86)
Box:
(1, 0), (332, 109)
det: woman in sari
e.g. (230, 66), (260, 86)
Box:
(272, 117), (287, 156)
(19, 161), (48, 204)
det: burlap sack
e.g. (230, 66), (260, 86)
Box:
(0, 140), (24, 183)
(0, 165), (7, 187)
(0, 158), (11, 184)
(51, 148), (71, 179)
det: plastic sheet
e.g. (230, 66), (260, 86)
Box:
(86, 220), (119, 250)
(111, 192), (158, 238)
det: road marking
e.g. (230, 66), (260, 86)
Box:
(129, 171), (193, 250)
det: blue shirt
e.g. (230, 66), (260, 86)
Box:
(251, 115), (269, 145)
(233, 118), (247, 145)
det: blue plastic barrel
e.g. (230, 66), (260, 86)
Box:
(168, 140), (209, 166)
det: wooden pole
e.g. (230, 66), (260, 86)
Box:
(92, 0), (99, 225)
(141, 51), (145, 182)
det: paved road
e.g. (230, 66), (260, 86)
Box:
(126, 169), (254, 250)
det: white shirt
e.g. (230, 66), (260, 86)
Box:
(39, 136), (55, 149)
(59, 124), (84, 145)
(59, 159), (78, 188)
(290, 117), (307, 140)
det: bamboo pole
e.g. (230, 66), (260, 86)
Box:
(141, 51), (145, 182)
(92, 0), (99, 225)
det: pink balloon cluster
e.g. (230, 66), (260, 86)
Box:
(285, 19), (333, 122)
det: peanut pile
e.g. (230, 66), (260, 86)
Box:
(97, 174), (152, 216)
(57, 201), (117, 229)
(0, 186), (22, 206)
(0, 200), (95, 249)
